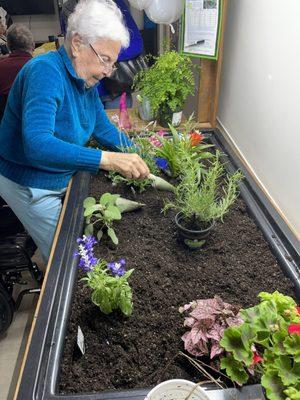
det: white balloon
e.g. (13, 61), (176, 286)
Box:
(128, 0), (152, 11)
(145, 0), (184, 24)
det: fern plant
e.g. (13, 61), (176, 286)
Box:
(133, 51), (195, 117)
(164, 152), (243, 226)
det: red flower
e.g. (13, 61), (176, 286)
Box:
(296, 306), (300, 314)
(190, 131), (204, 147)
(252, 351), (263, 365)
(288, 324), (300, 335)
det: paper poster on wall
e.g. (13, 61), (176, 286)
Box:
(181, 0), (223, 60)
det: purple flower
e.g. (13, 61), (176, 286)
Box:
(107, 259), (126, 277)
(74, 235), (98, 273)
(154, 157), (169, 171)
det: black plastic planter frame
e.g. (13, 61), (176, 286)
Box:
(15, 131), (300, 400)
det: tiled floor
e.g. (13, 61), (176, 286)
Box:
(0, 293), (36, 400)
(0, 252), (45, 400)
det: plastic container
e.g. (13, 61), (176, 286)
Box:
(145, 379), (210, 400)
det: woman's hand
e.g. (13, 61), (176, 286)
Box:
(100, 151), (150, 179)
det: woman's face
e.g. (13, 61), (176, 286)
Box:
(70, 34), (121, 88)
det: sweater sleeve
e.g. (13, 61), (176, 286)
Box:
(22, 61), (101, 173)
(92, 94), (133, 151)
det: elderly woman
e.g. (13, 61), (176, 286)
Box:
(0, 0), (149, 263)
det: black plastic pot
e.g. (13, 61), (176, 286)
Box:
(14, 132), (300, 400)
(175, 212), (215, 249)
(158, 105), (183, 128)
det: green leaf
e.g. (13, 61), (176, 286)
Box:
(84, 204), (103, 217)
(197, 151), (213, 159)
(274, 356), (300, 386)
(100, 193), (112, 206)
(104, 205), (122, 220)
(123, 268), (134, 280)
(107, 227), (118, 245)
(284, 334), (300, 362)
(118, 286), (133, 316)
(168, 124), (180, 142)
(84, 223), (93, 236)
(96, 230), (103, 241)
(220, 326), (253, 365)
(284, 387), (300, 400)
(220, 355), (248, 385)
(83, 197), (96, 209)
(258, 291), (297, 315)
(261, 370), (285, 400)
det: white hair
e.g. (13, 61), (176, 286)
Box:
(66, 0), (129, 48)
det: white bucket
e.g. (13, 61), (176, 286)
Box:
(145, 379), (211, 400)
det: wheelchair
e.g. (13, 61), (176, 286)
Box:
(0, 197), (43, 336)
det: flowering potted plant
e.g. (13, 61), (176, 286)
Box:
(74, 235), (134, 316)
(163, 152), (243, 249)
(220, 291), (300, 400)
(152, 122), (213, 178)
(133, 51), (195, 127)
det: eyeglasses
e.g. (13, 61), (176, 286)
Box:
(89, 44), (117, 76)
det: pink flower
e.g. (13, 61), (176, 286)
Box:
(148, 134), (164, 147)
(288, 324), (300, 335)
(157, 130), (167, 137)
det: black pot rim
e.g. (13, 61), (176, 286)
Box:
(175, 212), (215, 234)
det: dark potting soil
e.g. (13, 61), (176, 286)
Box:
(59, 172), (296, 394)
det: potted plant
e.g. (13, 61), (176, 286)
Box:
(134, 51), (195, 127)
(152, 120), (213, 178)
(220, 291), (300, 400)
(163, 152), (243, 249)
(74, 235), (134, 316)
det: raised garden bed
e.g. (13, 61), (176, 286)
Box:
(15, 133), (300, 400)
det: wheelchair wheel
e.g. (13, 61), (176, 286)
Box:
(0, 285), (14, 336)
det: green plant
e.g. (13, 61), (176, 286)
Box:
(163, 152), (243, 226)
(220, 291), (300, 400)
(134, 50), (195, 117)
(82, 259), (134, 316)
(108, 135), (159, 192)
(75, 236), (133, 316)
(154, 118), (213, 178)
(180, 296), (242, 359)
(83, 193), (121, 244)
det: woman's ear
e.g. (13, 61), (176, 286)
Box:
(70, 33), (83, 58)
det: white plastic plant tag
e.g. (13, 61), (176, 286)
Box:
(77, 326), (85, 355)
(172, 111), (182, 126)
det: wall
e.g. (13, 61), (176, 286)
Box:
(10, 0), (61, 43)
(217, 0), (300, 238)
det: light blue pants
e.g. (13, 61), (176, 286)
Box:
(0, 174), (67, 263)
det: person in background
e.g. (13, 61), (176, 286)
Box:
(0, 0), (149, 263)
(0, 21), (8, 55)
(61, 0), (143, 108)
(0, 24), (34, 120)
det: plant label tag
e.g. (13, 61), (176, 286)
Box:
(77, 326), (85, 355)
(172, 111), (182, 126)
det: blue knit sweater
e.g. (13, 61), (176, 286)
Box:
(0, 45), (131, 190)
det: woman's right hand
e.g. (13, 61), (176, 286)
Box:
(100, 151), (150, 180)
